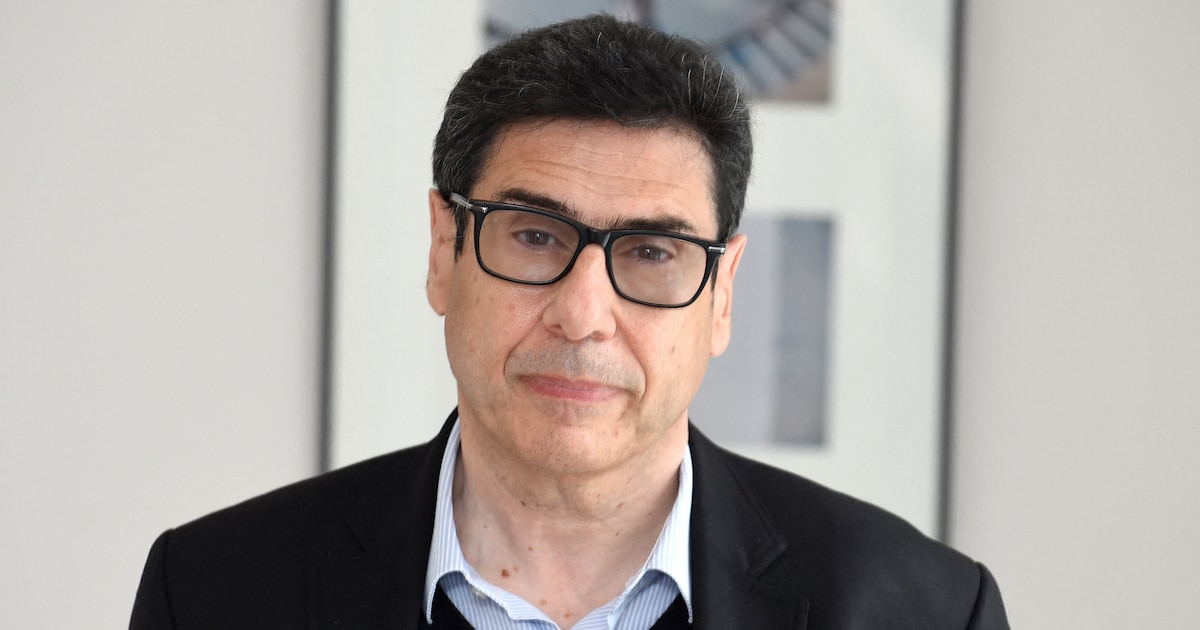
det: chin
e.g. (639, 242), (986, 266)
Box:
(519, 423), (631, 474)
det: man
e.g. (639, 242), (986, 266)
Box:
(131, 14), (1008, 629)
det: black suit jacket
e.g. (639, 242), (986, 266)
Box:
(130, 412), (1008, 629)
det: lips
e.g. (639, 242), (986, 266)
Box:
(520, 374), (626, 402)
(506, 345), (640, 403)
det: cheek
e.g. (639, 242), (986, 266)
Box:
(444, 277), (493, 380)
(445, 277), (544, 379)
(638, 310), (716, 405)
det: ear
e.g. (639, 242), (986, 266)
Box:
(426, 188), (457, 316)
(709, 233), (746, 357)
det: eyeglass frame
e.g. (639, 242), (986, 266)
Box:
(448, 192), (728, 308)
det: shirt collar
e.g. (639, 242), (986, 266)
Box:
(423, 419), (471, 623)
(626, 441), (694, 621)
(423, 419), (694, 623)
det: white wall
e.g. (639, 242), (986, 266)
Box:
(950, 1), (1200, 627)
(0, 2), (325, 627)
(4, 2), (1198, 628)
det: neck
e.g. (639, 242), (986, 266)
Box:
(452, 416), (687, 627)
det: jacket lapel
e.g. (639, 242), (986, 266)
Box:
(310, 413), (457, 630)
(689, 426), (810, 630)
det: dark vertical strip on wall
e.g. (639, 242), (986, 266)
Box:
(773, 219), (833, 445)
(938, 0), (968, 542)
(318, 0), (340, 474)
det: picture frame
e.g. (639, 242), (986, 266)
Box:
(328, 0), (958, 537)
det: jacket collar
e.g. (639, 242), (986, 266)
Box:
(310, 411), (457, 630)
(688, 426), (810, 630)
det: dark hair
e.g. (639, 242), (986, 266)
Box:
(432, 13), (753, 252)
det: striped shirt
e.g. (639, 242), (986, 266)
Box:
(423, 420), (694, 629)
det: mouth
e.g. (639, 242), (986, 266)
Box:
(520, 375), (626, 403)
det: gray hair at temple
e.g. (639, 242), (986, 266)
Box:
(431, 13), (753, 253)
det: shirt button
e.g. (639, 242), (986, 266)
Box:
(471, 586), (487, 599)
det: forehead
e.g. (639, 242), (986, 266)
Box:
(472, 119), (719, 236)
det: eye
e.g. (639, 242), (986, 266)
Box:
(634, 244), (671, 261)
(617, 235), (683, 265)
(494, 210), (573, 252)
(515, 229), (556, 247)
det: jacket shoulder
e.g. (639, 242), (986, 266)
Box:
(174, 441), (431, 547)
(134, 441), (440, 628)
(692, 433), (1007, 628)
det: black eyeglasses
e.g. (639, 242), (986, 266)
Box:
(449, 193), (727, 308)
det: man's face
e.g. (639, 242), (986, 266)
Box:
(427, 119), (745, 476)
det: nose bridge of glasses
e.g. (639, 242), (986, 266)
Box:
(566, 225), (614, 275)
(557, 236), (621, 306)
(581, 224), (613, 249)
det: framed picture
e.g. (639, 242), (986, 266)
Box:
(329, 0), (957, 537)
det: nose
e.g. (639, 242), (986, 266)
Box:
(541, 244), (619, 342)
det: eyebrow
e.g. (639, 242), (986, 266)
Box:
(493, 186), (702, 235)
